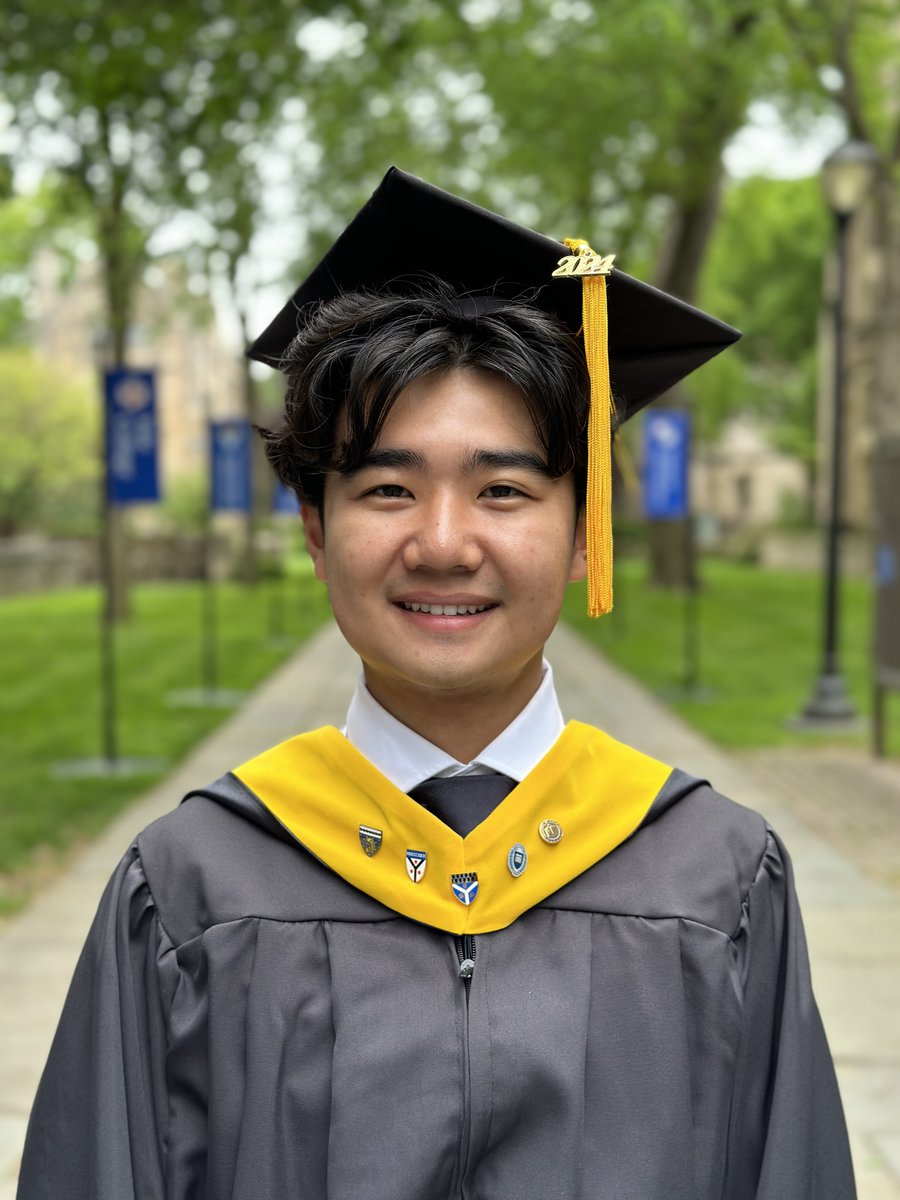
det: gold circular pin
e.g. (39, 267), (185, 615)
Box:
(539, 819), (563, 845)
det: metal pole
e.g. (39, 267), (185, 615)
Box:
(99, 371), (119, 765)
(684, 577), (699, 695)
(873, 682), (885, 757)
(269, 572), (286, 640)
(800, 210), (859, 722)
(823, 211), (848, 678)
(201, 523), (218, 693)
(201, 395), (218, 695)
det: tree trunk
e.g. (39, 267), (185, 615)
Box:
(98, 228), (133, 623)
(236, 303), (265, 585)
(95, 159), (138, 623)
(643, 5), (760, 589)
(653, 166), (724, 304)
(648, 507), (698, 591)
(647, 170), (723, 590)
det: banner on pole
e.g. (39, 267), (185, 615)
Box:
(210, 419), (252, 512)
(104, 369), (160, 504)
(643, 410), (690, 520)
(272, 479), (300, 515)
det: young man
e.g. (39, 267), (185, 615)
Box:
(18, 169), (855, 1199)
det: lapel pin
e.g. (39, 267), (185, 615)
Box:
(405, 849), (427, 883)
(539, 819), (563, 845)
(451, 872), (479, 906)
(358, 824), (383, 856)
(507, 843), (528, 877)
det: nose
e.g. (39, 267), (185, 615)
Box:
(401, 491), (484, 573)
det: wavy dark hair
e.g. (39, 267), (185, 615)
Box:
(258, 280), (591, 510)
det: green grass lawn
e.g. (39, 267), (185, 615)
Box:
(3, 562), (892, 911)
(562, 557), (897, 755)
(0, 578), (331, 911)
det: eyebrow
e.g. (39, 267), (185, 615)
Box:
(462, 449), (552, 477)
(339, 449), (427, 476)
(340, 447), (552, 478)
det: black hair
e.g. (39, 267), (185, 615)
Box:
(258, 279), (591, 510)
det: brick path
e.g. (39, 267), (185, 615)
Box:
(743, 747), (900, 890)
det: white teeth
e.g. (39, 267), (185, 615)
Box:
(402, 602), (489, 615)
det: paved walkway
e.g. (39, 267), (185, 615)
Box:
(1, 620), (898, 1199)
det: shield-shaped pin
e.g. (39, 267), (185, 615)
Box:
(358, 824), (383, 856)
(451, 872), (479, 906)
(405, 849), (427, 883)
(507, 843), (528, 877)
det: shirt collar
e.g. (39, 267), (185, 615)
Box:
(343, 661), (565, 794)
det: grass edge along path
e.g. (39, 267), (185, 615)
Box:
(562, 558), (897, 756)
(0, 578), (331, 914)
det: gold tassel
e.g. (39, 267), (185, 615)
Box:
(555, 238), (617, 617)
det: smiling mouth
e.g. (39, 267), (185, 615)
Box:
(400, 602), (493, 615)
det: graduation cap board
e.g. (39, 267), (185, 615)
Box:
(249, 166), (740, 615)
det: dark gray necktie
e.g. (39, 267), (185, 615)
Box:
(409, 774), (517, 837)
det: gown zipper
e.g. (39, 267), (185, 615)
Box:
(455, 933), (476, 998)
(454, 933), (477, 1196)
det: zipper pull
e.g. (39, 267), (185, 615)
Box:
(455, 934), (476, 987)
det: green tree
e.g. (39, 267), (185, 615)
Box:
(0, 1), (322, 604)
(292, 0), (791, 586)
(695, 173), (829, 513)
(0, 350), (97, 536)
(772, 0), (900, 448)
(0, 182), (90, 346)
(0, 3), (316, 362)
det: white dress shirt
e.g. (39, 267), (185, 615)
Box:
(343, 661), (565, 793)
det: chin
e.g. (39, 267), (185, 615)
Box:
(372, 650), (507, 698)
(395, 661), (491, 695)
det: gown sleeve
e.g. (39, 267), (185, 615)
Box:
(725, 827), (857, 1200)
(16, 846), (171, 1200)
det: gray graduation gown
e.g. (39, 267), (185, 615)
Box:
(17, 752), (855, 1199)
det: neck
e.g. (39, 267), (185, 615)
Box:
(364, 659), (543, 764)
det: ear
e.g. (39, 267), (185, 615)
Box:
(300, 502), (328, 582)
(567, 508), (588, 583)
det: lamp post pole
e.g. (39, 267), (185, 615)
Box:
(798, 139), (878, 726)
(800, 208), (857, 721)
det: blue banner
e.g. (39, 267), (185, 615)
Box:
(104, 369), (160, 504)
(272, 479), (300, 515)
(643, 410), (690, 520)
(210, 419), (252, 512)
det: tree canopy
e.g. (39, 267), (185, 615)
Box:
(0, 0), (327, 359)
(0, 350), (97, 536)
(694, 173), (829, 454)
(0, 0), (897, 544)
(2, 0), (895, 341)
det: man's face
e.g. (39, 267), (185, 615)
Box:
(301, 368), (586, 713)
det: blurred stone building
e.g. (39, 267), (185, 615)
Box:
(691, 416), (807, 533)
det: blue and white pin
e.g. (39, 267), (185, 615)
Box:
(405, 849), (428, 884)
(507, 843), (528, 877)
(358, 824), (383, 857)
(451, 872), (479, 906)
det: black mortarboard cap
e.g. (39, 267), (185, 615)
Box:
(249, 167), (740, 616)
(248, 166), (739, 423)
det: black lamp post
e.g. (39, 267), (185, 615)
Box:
(799, 139), (879, 725)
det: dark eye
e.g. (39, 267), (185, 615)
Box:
(483, 484), (522, 499)
(372, 483), (411, 498)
